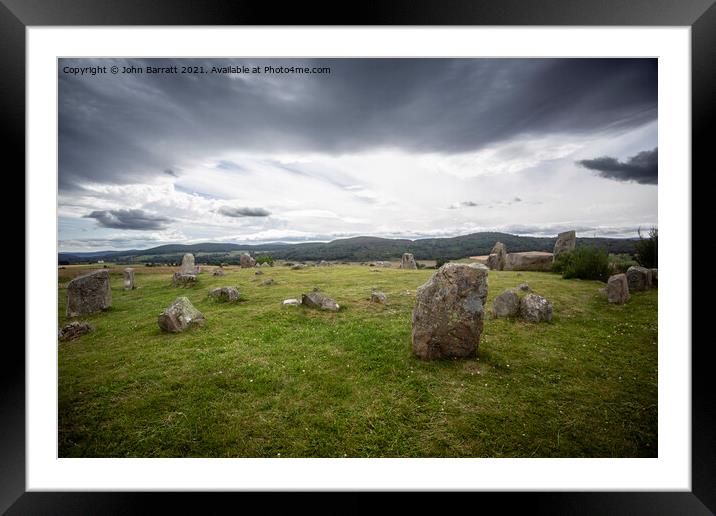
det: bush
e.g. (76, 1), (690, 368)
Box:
(435, 258), (449, 268)
(255, 255), (274, 265)
(552, 246), (610, 282)
(634, 227), (657, 268)
(608, 253), (638, 274)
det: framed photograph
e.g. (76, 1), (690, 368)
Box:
(10, 0), (711, 512)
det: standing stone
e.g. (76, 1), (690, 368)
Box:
(158, 297), (205, 333)
(626, 266), (650, 292)
(401, 253), (417, 270)
(371, 291), (387, 303)
(519, 294), (553, 323)
(239, 253), (256, 268)
(302, 291), (340, 311)
(486, 242), (507, 271)
(650, 268), (658, 287)
(492, 289), (520, 318)
(412, 263), (488, 360)
(66, 269), (112, 317)
(180, 253), (196, 275)
(607, 273), (630, 304)
(553, 230), (576, 259)
(123, 268), (135, 290)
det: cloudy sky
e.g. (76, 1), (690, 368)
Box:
(58, 58), (657, 252)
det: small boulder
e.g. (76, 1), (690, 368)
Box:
(302, 291), (340, 311)
(172, 272), (197, 287)
(607, 273), (630, 304)
(123, 268), (135, 290)
(412, 263), (488, 360)
(492, 289), (520, 318)
(371, 291), (387, 303)
(255, 270), (264, 275)
(158, 297), (205, 332)
(519, 294), (553, 323)
(66, 269), (112, 317)
(212, 269), (225, 277)
(58, 321), (95, 342)
(283, 298), (301, 306)
(626, 266), (650, 292)
(208, 287), (240, 302)
(261, 278), (275, 286)
(517, 282), (530, 292)
(291, 264), (306, 270)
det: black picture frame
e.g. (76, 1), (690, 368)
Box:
(7, 0), (712, 513)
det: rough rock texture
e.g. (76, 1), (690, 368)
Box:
(240, 253), (256, 268)
(492, 289), (520, 318)
(504, 252), (554, 271)
(486, 242), (507, 271)
(58, 321), (95, 342)
(123, 268), (135, 290)
(626, 266), (650, 292)
(317, 260), (331, 267)
(519, 294), (553, 323)
(607, 273), (630, 304)
(291, 264), (306, 270)
(553, 230), (576, 259)
(255, 270), (264, 275)
(180, 253), (196, 275)
(401, 253), (417, 270)
(261, 278), (275, 286)
(650, 268), (658, 287)
(66, 269), (112, 317)
(172, 272), (197, 287)
(374, 261), (392, 268)
(208, 287), (240, 302)
(213, 269), (225, 276)
(158, 297), (205, 332)
(412, 263), (488, 360)
(302, 291), (340, 311)
(517, 282), (531, 292)
(283, 298), (301, 306)
(371, 291), (387, 303)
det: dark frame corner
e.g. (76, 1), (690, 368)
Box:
(8, 0), (712, 513)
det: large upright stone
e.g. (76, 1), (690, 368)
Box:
(486, 242), (507, 271)
(412, 263), (488, 360)
(607, 273), (630, 304)
(158, 297), (205, 333)
(401, 253), (417, 270)
(66, 269), (112, 317)
(180, 253), (196, 275)
(123, 268), (135, 290)
(240, 253), (256, 268)
(553, 230), (576, 259)
(626, 266), (650, 292)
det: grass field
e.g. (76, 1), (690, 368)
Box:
(57, 263), (657, 458)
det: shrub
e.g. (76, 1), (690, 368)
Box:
(608, 253), (638, 274)
(255, 255), (274, 265)
(435, 257), (449, 268)
(634, 227), (657, 268)
(553, 246), (610, 282)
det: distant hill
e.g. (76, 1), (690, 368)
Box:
(58, 232), (638, 265)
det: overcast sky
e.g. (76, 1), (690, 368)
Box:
(58, 58), (657, 252)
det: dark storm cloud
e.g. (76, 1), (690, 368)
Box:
(577, 148), (658, 184)
(59, 58), (656, 188)
(85, 209), (171, 230)
(218, 206), (271, 218)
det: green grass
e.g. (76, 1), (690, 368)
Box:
(58, 265), (657, 458)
